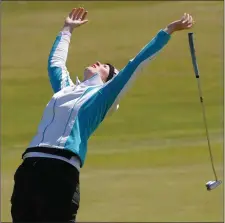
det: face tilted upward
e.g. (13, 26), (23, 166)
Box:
(84, 61), (118, 83)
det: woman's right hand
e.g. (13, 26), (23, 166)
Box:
(63, 7), (88, 33)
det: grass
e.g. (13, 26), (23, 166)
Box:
(1, 1), (224, 222)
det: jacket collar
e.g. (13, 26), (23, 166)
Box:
(76, 73), (104, 87)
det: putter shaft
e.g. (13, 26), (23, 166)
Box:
(196, 78), (218, 181)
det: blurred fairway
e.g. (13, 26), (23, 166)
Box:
(1, 1), (224, 222)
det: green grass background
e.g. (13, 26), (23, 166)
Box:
(1, 1), (224, 222)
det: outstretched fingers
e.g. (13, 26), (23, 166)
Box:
(70, 7), (87, 21)
(64, 7), (89, 29)
(81, 11), (88, 21)
(75, 7), (84, 20)
(80, 11), (88, 24)
(72, 8), (79, 20)
(69, 8), (76, 19)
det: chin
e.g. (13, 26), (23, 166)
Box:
(84, 67), (96, 79)
(85, 66), (94, 73)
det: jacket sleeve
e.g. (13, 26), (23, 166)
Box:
(76, 30), (171, 139)
(100, 29), (171, 115)
(48, 31), (75, 93)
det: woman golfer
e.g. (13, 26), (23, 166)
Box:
(11, 7), (194, 222)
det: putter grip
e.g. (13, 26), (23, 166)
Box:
(188, 33), (199, 78)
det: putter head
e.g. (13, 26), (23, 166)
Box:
(205, 180), (222, 191)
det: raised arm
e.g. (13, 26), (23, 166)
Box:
(101, 13), (195, 114)
(66, 13), (194, 140)
(48, 8), (88, 93)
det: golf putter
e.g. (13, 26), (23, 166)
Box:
(188, 32), (222, 191)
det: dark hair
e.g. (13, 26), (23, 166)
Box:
(106, 63), (116, 82)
